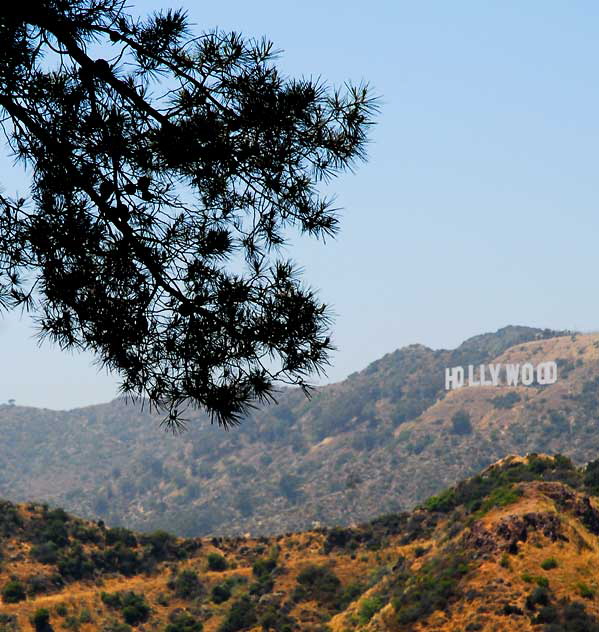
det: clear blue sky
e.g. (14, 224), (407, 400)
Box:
(2, 1), (599, 409)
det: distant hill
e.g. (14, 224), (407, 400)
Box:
(4, 454), (599, 631)
(5, 324), (599, 537)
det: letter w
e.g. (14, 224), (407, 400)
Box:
(505, 364), (520, 386)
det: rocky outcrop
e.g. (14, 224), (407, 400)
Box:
(463, 511), (566, 555)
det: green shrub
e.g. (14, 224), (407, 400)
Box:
(63, 615), (80, 631)
(358, 596), (384, 624)
(101, 591), (124, 608)
(339, 582), (365, 610)
(295, 565), (341, 606)
(207, 553), (227, 571)
(541, 557), (558, 571)
(490, 392), (521, 409)
(521, 572), (533, 583)
(423, 488), (457, 513)
(95, 543), (143, 576)
(218, 596), (256, 632)
(392, 553), (469, 624)
(536, 576), (549, 588)
(101, 621), (132, 632)
(479, 486), (522, 514)
(525, 586), (550, 609)
(55, 603), (68, 616)
(79, 608), (92, 623)
(252, 557), (277, 578)
(139, 530), (181, 562)
(168, 569), (203, 599)
(69, 523), (102, 544)
(165, 611), (203, 632)
(30, 541), (59, 565)
(57, 544), (95, 580)
(1, 579), (26, 603)
(451, 410), (472, 435)
(502, 603), (523, 615)
(578, 582), (595, 599)
(258, 605), (295, 631)
(534, 604), (558, 624)
(105, 527), (137, 548)
(212, 583), (232, 604)
(121, 592), (150, 625)
(31, 609), (51, 632)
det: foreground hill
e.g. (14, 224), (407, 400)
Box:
(5, 454), (599, 631)
(6, 325), (599, 536)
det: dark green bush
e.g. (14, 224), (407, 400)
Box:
(1, 579), (26, 603)
(25, 573), (63, 596)
(212, 583), (232, 604)
(502, 603), (523, 615)
(295, 565), (341, 606)
(101, 591), (123, 608)
(258, 605), (295, 631)
(451, 410), (472, 435)
(96, 543), (143, 576)
(167, 569), (203, 599)
(139, 530), (182, 562)
(490, 392), (521, 409)
(252, 557), (277, 578)
(526, 586), (550, 609)
(358, 596), (384, 624)
(207, 552), (227, 571)
(105, 527), (137, 548)
(535, 604), (558, 624)
(69, 523), (102, 544)
(392, 552), (469, 624)
(30, 541), (59, 565)
(31, 609), (51, 632)
(0, 501), (22, 537)
(165, 611), (203, 632)
(541, 557), (558, 570)
(218, 596), (257, 632)
(121, 592), (150, 625)
(584, 460), (599, 490)
(57, 544), (95, 580)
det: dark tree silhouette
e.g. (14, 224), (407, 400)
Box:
(0, 1), (377, 429)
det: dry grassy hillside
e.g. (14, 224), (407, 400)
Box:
(4, 454), (599, 631)
(5, 326), (598, 537)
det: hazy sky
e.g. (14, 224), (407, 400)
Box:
(2, 1), (599, 409)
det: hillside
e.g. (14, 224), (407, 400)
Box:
(5, 325), (599, 536)
(5, 454), (599, 631)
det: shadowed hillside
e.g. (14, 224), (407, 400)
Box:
(4, 455), (599, 630)
(6, 325), (599, 537)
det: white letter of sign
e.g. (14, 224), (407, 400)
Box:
(521, 363), (534, 385)
(489, 364), (501, 386)
(468, 364), (480, 386)
(505, 364), (520, 386)
(537, 361), (558, 385)
(445, 366), (464, 390)
(480, 364), (493, 386)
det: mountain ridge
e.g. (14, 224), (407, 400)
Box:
(2, 325), (598, 538)
(4, 454), (599, 631)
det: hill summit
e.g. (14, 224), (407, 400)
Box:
(5, 454), (599, 630)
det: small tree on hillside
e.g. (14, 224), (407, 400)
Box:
(451, 410), (472, 436)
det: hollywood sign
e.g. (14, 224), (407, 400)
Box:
(445, 361), (558, 390)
